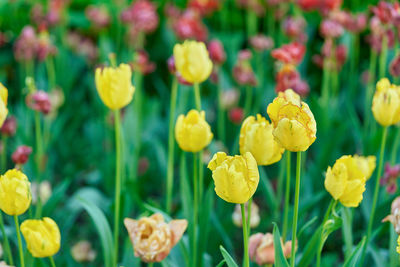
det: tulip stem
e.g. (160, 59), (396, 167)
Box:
(290, 152), (301, 267)
(247, 197), (252, 237)
(194, 83), (201, 111)
(361, 126), (388, 264)
(0, 212), (13, 265)
(364, 50), (377, 140)
(49, 256), (56, 267)
(14, 215), (24, 267)
(217, 76), (226, 143)
(316, 199), (336, 267)
(379, 33), (388, 79)
(113, 109), (122, 267)
(34, 111), (44, 179)
(282, 151), (291, 240)
(192, 153), (199, 267)
(1, 136), (6, 172)
(241, 203), (249, 267)
(166, 77), (178, 213)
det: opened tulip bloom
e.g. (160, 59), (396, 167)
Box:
(239, 114), (285, 165)
(20, 217), (61, 257)
(0, 83), (8, 127)
(353, 155), (376, 180)
(95, 63), (135, 110)
(0, 169), (31, 216)
(124, 213), (187, 263)
(175, 109), (213, 152)
(267, 89), (316, 152)
(372, 78), (400, 126)
(173, 40), (213, 83)
(207, 152), (259, 203)
(324, 155), (366, 207)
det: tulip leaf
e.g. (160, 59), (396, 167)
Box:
(343, 237), (366, 267)
(216, 259), (226, 267)
(219, 245), (238, 267)
(77, 197), (114, 267)
(272, 223), (290, 267)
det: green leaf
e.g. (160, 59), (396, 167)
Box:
(343, 237), (366, 267)
(272, 223), (290, 267)
(216, 259), (226, 267)
(77, 197), (114, 267)
(219, 246), (238, 267)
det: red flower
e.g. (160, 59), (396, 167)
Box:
(320, 19), (344, 39)
(275, 67), (309, 97)
(189, 0), (220, 15)
(271, 42), (305, 65)
(1, 116), (17, 137)
(371, 1), (396, 25)
(208, 39), (226, 65)
(121, 0), (159, 34)
(390, 54), (400, 77)
(12, 145), (33, 165)
(26, 90), (52, 115)
(172, 9), (208, 41)
(249, 35), (274, 52)
(229, 108), (244, 124)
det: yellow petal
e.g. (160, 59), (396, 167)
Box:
(324, 163), (348, 200)
(339, 179), (366, 207)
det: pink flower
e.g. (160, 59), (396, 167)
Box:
(189, 0), (220, 15)
(275, 67), (309, 96)
(381, 163), (400, 194)
(26, 90), (52, 115)
(14, 26), (38, 62)
(371, 1), (397, 25)
(131, 50), (156, 75)
(208, 39), (226, 65)
(232, 50), (257, 87)
(86, 5), (111, 29)
(0, 116), (17, 137)
(12, 145), (32, 165)
(172, 9), (208, 41)
(320, 19), (344, 39)
(390, 54), (400, 77)
(249, 34), (274, 52)
(271, 42), (306, 65)
(283, 17), (307, 42)
(121, 0), (159, 34)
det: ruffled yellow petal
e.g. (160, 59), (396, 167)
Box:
(324, 163), (348, 200)
(339, 179), (366, 207)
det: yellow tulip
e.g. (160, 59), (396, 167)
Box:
(207, 152), (259, 204)
(324, 155), (366, 207)
(175, 109), (213, 152)
(397, 236), (400, 254)
(20, 217), (61, 258)
(95, 63), (135, 110)
(173, 40), (213, 83)
(372, 78), (400, 126)
(353, 155), (376, 180)
(0, 169), (31, 216)
(267, 89), (316, 152)
(0, 83), (8, 127)
(239, 114), (285, 165)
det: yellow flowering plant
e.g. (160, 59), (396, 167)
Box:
(267, 89), (316, 152)
(353, 155), (376, 180)
(175, 109), (213, 152)
(0, 169), (31, 216)
(372, 78), (400, 126)
(324, 155), (366, 207)
(0, 83), (8, 127)
(95, 63), (135, 110)
(20, 217), (61, 258)
(239, 114), (285, 165)
(173, 40), (213, 84)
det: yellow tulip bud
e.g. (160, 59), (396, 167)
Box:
(324, 155), (366, 207)
(353, 155), (376, 180)
(240, 114), (285, 165)
(95, 63), (135, 110)
(267, 89), (316, 152)
(0, 169), (31, 216)
(173, 40), (213, 83)
(20, 217), (61, 258)
(207, 152), (259, 204)
(0, 83), (8, 127)
(372, 78), (400, 126)
(175, 109), (213, 152)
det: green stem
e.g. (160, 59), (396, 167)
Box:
(362, 126), (388, 263)
(391, 127), (400, 164)
(166, 77), (178, 213)
(217, 76), (226, 143)
(342, 207), (354, 260)
(49, 256), (56, 267)
(131, 69), (143, 183)
(192, 153), (199, 267)
(379, 33), (388, 79)
(247, 197), (252, 237)
(364, 50), (378, 138)
(290, 152), (302, 267)
(198, 151), (204, 203)
(349, 34), (360, 97)
(0, 212), (13, 265)
(316, 199), (336, 267)
(148, 263), (154, 267)
(194, 83), (201, 111)
(246, 9), (257, 38)
(113, 109), (122, 267)
(321, 58), (331, 106)
(1, 137), (7, 172)
(45, 57), (56, 90)
(241, 203), (249, 267)
(282, 151), (291, 240)
(244, 86), (253, 117)
(14, 216), (24, 267)
(34, 111), (43, 178)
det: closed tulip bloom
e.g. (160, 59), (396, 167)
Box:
(173, 40), (213, 83)
(207, 152), (259, 203)
(372, 78), (400, 126)
(267, 89), (317, 152)
(20, 217), (60, 258)
(95, 63), (135, 110)
(353, 155), (376, 180)
(124, 213), (187, 263)
(175, 110), (213, 152)
(0, 83), (8, 127)
(324, 155), (366, 207)
(0, 169), (31, 216)
(239, 114), (285, 165)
